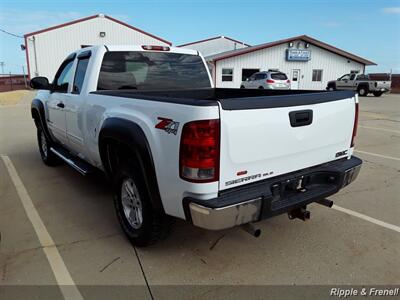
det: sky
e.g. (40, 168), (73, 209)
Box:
(0, 0), (399, 75)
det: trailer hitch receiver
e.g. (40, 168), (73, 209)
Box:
(288, 206), (310, 221)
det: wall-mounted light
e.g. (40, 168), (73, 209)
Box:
(288, 42), (293, 47)
(305, 43), (310, 48)
(99, 32), (106, 37)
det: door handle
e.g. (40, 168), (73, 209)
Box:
(57, 102), (65, 108)
(289, 110), (313, 127)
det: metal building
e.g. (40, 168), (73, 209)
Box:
(177, 36), (249, 57)
(24, 14), (171, 79)
(200, 35), (375, 90)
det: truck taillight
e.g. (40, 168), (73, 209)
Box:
(142, 45), (170, 51)
(266, 79), (275, 83)
(179, 119), (220, 183)
(351, 103), (359, 147)
(286, 79), (291, 83)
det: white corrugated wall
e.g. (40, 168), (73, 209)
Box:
(26, 16), (170, 79)
(214, 40), (365, 90)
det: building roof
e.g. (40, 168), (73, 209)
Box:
(24, 14), (172, 46)
(206, 35), (376, 66)
(177, 36), (251, 47)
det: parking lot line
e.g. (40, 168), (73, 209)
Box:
(359, 125), (400, 134)
(1, 155), (83, 300)
(332, 205), (400, 233)
(354, 150), (400, 161)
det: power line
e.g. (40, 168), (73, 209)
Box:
(0, 29), (23, 39)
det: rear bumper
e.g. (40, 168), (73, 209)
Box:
(183, 156), (362, 230)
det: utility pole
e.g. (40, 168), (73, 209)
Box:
(22, 66), (27, 88)
(0, 62), (4, 74)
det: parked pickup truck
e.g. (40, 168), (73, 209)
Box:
(327, 73), (391, 97)
(30, 45), (362, 247)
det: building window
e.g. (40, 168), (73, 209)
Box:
(222, 68), (233, 82)
(312, 69), (323, 82)
(242, 69), (259, 81)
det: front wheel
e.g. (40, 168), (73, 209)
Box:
(113, 163), (171, 247)
(240, 85), (245, 89)
(373, 91), (383, 97)
(37, 127), (61, 166)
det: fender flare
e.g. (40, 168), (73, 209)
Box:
(31, 99), (53, 142)
(99, 118), (164, 213)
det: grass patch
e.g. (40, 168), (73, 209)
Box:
(0, 90), (32, 106)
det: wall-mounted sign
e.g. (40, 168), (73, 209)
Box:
(286, 49), (311, 61)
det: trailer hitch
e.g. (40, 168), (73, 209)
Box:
(288, 206), (310, 221)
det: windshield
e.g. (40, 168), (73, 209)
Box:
(97, 51), (211, 90)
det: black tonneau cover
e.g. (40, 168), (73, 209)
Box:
(91, 88), (356, 110)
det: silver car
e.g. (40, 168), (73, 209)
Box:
(240, 71), (291, 90)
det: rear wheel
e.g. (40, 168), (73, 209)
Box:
(113, 162), (171, 247)
(37, 127), (60, 166)
(373, 91), (383, 97)
(240, 85), (245, 89)
(358, 86), (368, 97)
(258, 86), (264, 89)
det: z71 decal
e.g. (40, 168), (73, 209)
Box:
(155, 117), (179, 135)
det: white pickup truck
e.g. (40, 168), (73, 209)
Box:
(30, 45), (362, 246)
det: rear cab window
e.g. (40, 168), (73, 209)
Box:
(97, 51), (211, 90)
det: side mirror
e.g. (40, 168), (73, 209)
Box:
(337, 78), (340, 81)
(30, 76), (50, 90)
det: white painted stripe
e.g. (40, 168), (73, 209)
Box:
(355, 150), (400, 161)
(332, 205), (400, 233)
(1, 155), (83, 300)
(359, 125), (400, 134)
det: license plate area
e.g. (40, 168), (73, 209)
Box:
(269, 171), (340, 211)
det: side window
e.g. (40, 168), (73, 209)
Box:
(349, 74), (356, 80)
(53, 60), (74, 93)
(340, 74), (350, 81)
(255, 73), (265, 80)
(222, 68), (233, 82)
(72, 58), (89, 94)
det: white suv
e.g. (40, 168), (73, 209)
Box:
(241, 71), (291, 90)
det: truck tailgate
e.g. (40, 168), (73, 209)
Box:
(218, 91), (357, 190)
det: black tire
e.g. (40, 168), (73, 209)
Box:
(373, 91), (383, 97)
(327, 84), (336, 91)
(113, 162), (171, 247)
(37, 127), (61, 166)
(358, 86), (368, 97)
(258, 86), (264, 89)
(240, 85), (245, 89)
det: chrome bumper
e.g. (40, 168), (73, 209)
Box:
(186, 157), (362, 231)
(189, 198), (262, 230)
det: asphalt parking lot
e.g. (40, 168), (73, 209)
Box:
(0, 92), (399, 300)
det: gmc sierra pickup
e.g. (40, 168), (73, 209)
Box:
(30, 45), (362, 247)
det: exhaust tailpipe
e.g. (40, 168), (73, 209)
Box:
(315, 199), (334, 208)
(242, 223), (261, 238)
